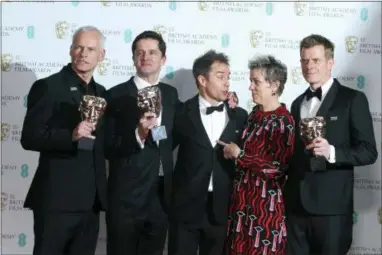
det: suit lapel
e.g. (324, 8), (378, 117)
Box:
(158, 84), (172, 147)
(216, 102), (236, 147)
(293, 93), (306, 147)
(188, 96), (213, 148)
(316, 80), (339, 117)
(293, 93), (305, 126)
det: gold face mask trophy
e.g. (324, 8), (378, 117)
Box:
(78, 95), (107, 150)
(137, 85), (167, 141)
(299, 116), (327, 171)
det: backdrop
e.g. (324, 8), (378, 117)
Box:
(1, 1), (381, 254)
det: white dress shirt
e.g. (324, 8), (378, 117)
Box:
(300, 77), (336, 163)
(134, 75), (164, 176)
(198, 95), (228, 191)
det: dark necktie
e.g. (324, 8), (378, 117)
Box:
(206, 104), (224, 115)
(306, 87), (322, 101)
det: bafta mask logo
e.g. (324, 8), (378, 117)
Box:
(153, 25), (167, 37)
(294, 1), (309, 16)
(97, 58), (112, 76)
(55, 21), (70, 39)
(1, 54), (13, 72)
(1, 123), (10, 141)
(1, 192), (8, 211)
(299, 116), (326, 145)
(249, 30), (264, 48)
(291, 67), (303, 84)
(378, 207), (382, 225)
(153, 25), (167, 41)
(345, 36), (359, 53)
(79, 96), (107, 124)
(198, 0), (209, 11)
(101, 0), (111, 7)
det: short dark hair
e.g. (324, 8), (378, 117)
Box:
(300, 34), (335, 59)
(192, 50), (229, 87)
(131, 30), (166, 57)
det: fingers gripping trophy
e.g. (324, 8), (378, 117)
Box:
(76, 95), (107, 150)
(137, 85), (167, 142)
(299, 116), (327, 171)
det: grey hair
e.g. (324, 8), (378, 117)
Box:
(71, 26), (106, 49)
(248, 55), (288, 96)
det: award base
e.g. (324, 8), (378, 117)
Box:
(78, 137), (95, 150)
(310, 155), (327, 172)
(151, 125), (167, 142)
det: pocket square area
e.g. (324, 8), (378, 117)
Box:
(330, 116), (338, 121)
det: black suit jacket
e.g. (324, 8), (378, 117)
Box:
(171, 95), (248, 226)
(104, 77), (180, 218)
(285, 79), (378, 215)
(21, 64), (108, 212)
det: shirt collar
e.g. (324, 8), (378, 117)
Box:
(198, 94), (224, 112)
(133, 75), (159, 90)
(309, 77), (334, 96)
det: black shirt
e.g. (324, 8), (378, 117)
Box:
(63, 63), (96, 97)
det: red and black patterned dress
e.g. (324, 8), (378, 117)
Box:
(226, 104), (295, 255)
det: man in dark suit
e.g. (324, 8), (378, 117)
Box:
(104, 30), (180, 255)
(20, 26), (108, 255)
(285, 34), (378, 255)
(168, 50), (248, 255)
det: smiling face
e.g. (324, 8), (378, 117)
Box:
(70, 30), (105, 75)
(133, 38), (166, 78)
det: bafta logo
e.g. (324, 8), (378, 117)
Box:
(101, 0), (111, 7)
(345, 36), (359, 53)
(55, 21), (69, 39)
(1, 123), (10, 141)
(294, 1), (308, 16)
(153, 25), (167, 36)
(291, 67), (303, 84)
(1, 54), (13, 72)
(249, 30), (264, 48)
(1, 192), (8, 211)
(198, 0), (208, 11)
(378, 207), (382, 225)
(97, 58), (111, 76)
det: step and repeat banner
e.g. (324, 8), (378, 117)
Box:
(1, 1), (381, 254)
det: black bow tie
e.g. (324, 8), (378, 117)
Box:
(306, 87), (322, 101)
(206, 104), (224, 115)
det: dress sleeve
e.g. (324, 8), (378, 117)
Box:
(235, 114), (295, 179)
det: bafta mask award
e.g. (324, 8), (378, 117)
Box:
(137, 85), (167, 142)
(299, 116), (327, 171)
(78, 95), (107, 150)
(299, 116), (326, 146)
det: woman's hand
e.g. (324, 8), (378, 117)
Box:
(216, 140), (241, 159)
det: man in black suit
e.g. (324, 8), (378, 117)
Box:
(168, 50), (248, 255)
(104, 30), (180, 255)
(20, 26), (108, 255)
(285, 34), (378, 255)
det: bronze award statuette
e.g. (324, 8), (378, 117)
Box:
(299, 116), (326, 146)
(299, 116), (327, 171)
(78, 95), (107, 150)
(137, 85), (167, 142)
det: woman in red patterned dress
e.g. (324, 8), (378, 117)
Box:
(217, 55), (295, 255)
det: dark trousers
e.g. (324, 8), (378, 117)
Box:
(107, 178), (168, 255)
(168, 192), (226, 255)
(286, 205), (353, 255)
(32, 209), (100, 255)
